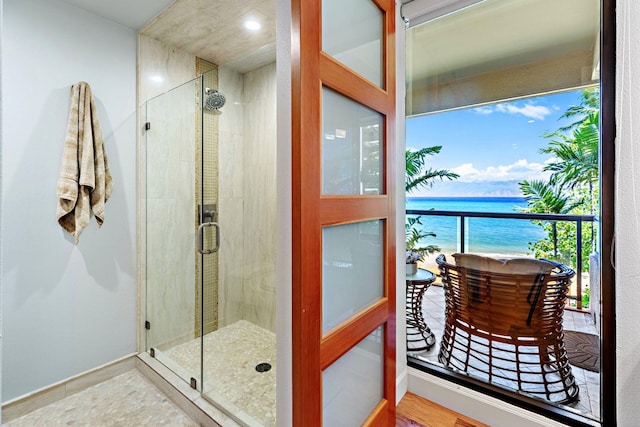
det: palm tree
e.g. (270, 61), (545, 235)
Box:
(541, 116), (599, 191)
(406, 146), (459, 193)
(542, 88), (599, 204)
(518, 180), (582, 257)
(555, 87), (599, 133)
(540, 88), (599, 254)
(405, 146), (459, 258)
(405, 216), (439, 261)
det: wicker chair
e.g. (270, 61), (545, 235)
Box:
(436, 254), (579, 404)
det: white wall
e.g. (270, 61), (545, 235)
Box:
(1, 0), (137, 401)
(615, 0), (640, 424)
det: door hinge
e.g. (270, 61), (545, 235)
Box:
(145, 122), (151, 131)
(150, 348), (155, 358)
(190, 377), (197, 389)
(145, 321), (151, 330)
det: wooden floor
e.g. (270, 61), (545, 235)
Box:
(396, 392), (489, 427)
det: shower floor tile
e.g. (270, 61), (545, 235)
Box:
(163, 319), (276, 427)
(4, 370), (198, 427)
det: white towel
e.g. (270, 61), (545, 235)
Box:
(56, 82), (113, 243)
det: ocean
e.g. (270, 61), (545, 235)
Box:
(406, 197), (546, 256)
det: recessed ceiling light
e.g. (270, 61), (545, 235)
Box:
(244, 19), (261, 31)
(150, 75), (164, 83)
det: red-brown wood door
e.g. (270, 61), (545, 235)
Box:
(291, 0), (396, 425)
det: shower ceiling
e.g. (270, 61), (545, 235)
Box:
(140, 0), (277, 74)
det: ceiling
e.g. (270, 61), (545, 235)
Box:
(408, 0), (599, 83)
(58, 0), (596, 84)
(60, 0), (175, 30)
(60, 0), (277, 74)
(406, 0), (600, 114)
(140, 0), (276, 73)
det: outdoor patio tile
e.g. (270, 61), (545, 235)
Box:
(589, 397), (600, 415)
(572, 368), (587, 388)
(584, 370), (600, 384)
(585, 380), (600, 398)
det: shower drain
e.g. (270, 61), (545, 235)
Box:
(255, 362), (272, 373)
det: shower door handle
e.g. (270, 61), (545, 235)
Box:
(197, 222), (220, 255)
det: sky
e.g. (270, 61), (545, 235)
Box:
(406, 89), (584, 197)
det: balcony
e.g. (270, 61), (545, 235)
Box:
(407, 209), (597, 310)
(406, 209), (600, 422)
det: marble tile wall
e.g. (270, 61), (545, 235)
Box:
(138, 35), (199, 351)
(217, 66), (246, 330)
(217, 63), (277, 332)
(145, 79), (198, 350)
(241, 62), (277, 332)
(138, 35), (196, 107)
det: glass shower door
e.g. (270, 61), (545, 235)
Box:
(198, 64), (278, 426)
(143, 63), (278, 426)
(145, 77), (202, 390)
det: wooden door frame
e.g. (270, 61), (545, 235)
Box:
(291, 0), (397, 424)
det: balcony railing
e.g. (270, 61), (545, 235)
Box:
(406, 209), (596, 310)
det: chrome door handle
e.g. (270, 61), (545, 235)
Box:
(197, 222), (220, 255)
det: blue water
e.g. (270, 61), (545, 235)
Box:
(406, 197), (546, 255)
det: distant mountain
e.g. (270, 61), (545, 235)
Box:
(412, 180), (523, 198)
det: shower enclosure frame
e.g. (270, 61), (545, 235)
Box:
(140, 65), (278, 427)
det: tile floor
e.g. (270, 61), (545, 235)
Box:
(7, 296), (597, 426)
(6, 321), (275, 427)
(411, 284), (600, 422)
(162, 320), (276, 427)
(4, 370), (198, 427)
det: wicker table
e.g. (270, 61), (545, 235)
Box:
(406, 268), (436, 352)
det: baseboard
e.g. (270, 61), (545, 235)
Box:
(2, 354), (137, 424)
(135, 352), (237, 427)
(407, 367), (571, 427)
(396, 367), (408, 405)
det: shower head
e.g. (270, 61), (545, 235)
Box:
(204, 88), (226, 111)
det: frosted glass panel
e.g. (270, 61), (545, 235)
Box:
(322, 221), (384, 333)
(323, 327), (384, 426)
(322, 0), (383, 87)
(322, 87), (383, 195)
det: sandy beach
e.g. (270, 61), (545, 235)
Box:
(417, 251), (535, 275)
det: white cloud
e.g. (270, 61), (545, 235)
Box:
(473, 106), (494, 115)
(544, 156), (560, 165)
(451, 159), (550, 183)
(473, 102), (552, 120)
(452, 163), (479, 176)
(495, 103), (551, 120)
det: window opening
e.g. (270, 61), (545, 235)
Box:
(404, 0), (605, 424)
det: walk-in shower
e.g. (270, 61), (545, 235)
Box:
(143, 61), (277, 426)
